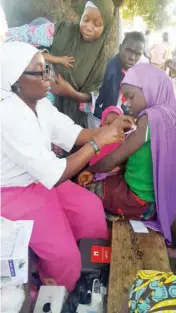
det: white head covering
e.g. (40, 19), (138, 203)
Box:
(1, 41), (38, 100)
(85, 1), (98, 10)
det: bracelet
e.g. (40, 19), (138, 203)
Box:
(89, 139), (100, 155)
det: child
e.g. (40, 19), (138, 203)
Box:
(6, 21), (75, 68)
(5, 1), (115, 127)
(4, 0), (114, 128)
(80, 63), (176, 243)
(78, 106), (124, 187)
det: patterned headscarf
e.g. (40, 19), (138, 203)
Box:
(128, 270), (176, 312)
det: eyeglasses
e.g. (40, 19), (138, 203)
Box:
(23, 65), (51, 80)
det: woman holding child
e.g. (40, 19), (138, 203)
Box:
(79, 63), (176, 242)
(6, 0), (118, 127)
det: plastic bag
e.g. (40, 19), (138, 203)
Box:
(61, 270), (109, 313)
(77, 279), (106, 313)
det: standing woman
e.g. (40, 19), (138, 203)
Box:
(5, 1), (118, 127)
(51, 0), (115, 127)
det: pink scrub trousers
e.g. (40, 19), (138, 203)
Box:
(1, 180), (109, 291)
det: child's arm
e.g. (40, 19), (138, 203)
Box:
(43, 52), (75, 68)
(88, 115), (148, 174)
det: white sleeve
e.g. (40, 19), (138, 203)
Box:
(1, 121), (66, 190)
(48, 105), (83, 152)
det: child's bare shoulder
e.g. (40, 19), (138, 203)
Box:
(137, 114), (148, 129)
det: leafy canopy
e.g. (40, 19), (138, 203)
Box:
(122, 0), (170, 29)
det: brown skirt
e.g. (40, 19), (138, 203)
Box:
(86, 174), (156, 221)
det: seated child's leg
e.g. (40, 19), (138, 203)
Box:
(86, 174), (156, 221)
(6, 23), (54, 48)
(103, 175), (156, 220)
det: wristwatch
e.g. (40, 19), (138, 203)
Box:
(89, 139), (100, 155)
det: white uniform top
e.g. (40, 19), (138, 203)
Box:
(0, 95), (82, 189)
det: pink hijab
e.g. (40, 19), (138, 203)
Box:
(90, 106), (123, 166)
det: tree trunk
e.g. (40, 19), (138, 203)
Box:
(3, 0), (118, 58)
(117, 9), (123, 52)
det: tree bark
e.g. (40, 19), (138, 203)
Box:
(3, 0), (118, 58)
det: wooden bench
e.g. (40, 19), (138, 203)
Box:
(107, 221), (171, 313)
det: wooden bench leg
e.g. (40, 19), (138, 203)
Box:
(107, 222), (170, 313)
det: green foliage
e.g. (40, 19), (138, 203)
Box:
(122, 0), (170, 29)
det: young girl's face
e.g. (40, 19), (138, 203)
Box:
(121, 84), (147, 118)
(103, 112), (119, 126)
(80, 8), (104, 42)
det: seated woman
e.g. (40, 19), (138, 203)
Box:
(79, 63), (176, 242)
(1, 41), (131, 291)
(5, 0), (117, 127)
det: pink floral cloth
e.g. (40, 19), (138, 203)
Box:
(6, 23), (55, 47)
